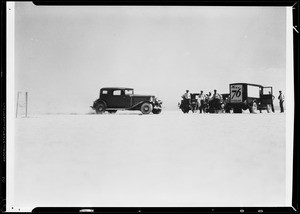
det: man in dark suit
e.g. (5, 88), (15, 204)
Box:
(278, 91), (285, 113)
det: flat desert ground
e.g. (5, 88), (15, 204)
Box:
(11, 110), (287, 211)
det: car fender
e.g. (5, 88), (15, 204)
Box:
(127, 101), (153, 110)
(92, 99), (107, 109)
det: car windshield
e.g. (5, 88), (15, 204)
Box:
(125, 89), (133, 95)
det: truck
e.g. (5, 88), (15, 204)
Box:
(227, 83), (274, 113)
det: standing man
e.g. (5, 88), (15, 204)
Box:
(211, 89), (222, 113)
(278, 91), (285, 113)
(198, 91), (206, 114)
(212, 89), (222, 101)
(181, 90), (191, 112)
(206, 92), (212, 113)
(182, 90), (191, 101)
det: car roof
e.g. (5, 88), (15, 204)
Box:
(230, 83), (263, 88)
(101, 87), (134, 90)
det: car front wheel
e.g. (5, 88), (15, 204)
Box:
(141, 103), (153, 114)
(152, 108), (162, 114)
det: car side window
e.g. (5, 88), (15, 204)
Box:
(113, 90), (121, 96)
(263, 87), (272, 95)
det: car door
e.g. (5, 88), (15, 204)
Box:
(261, 87), (273, 105)
(109, 89), (126, 108)
(124, 89), (133, 108)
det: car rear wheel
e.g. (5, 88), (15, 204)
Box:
(249, 105), (254, 113)
(233, 107), (242, 113)
(141, 103), (153, 114)
(152, 108), (162, 114)
(181, 109), (189, 113)
(95, 103), (106, 114)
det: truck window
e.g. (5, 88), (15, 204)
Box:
(247, 85), (260, 98)
(102, 90), (108, 95)
(263, 87), (272, 95)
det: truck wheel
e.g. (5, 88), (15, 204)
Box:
(249, 106), (254, 113)
(95, 103), (106, 114)
(141, 103), (153, 114)
(152, 109), (162, 114)
(233, 108), (242, 113)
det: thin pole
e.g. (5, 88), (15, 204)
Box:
(25, 92), (28, 117)
(16, 91), (20, 118)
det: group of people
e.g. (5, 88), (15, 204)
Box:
(181, 89), (223, 113)
(266, 90), (285, 113)
(181, 89), (285, 113)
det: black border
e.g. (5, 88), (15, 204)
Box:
(2, 0), (299, 213)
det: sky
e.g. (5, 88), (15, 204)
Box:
(13, 3), (287, 113)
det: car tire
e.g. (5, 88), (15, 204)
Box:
(181, 106), (189, 113)
(152, 108), (162, 114)
(141, 103), (153, 114)
(233, 107), (242, 113)
(95, 103), (106, 114)
(249, 106), (254, 113)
